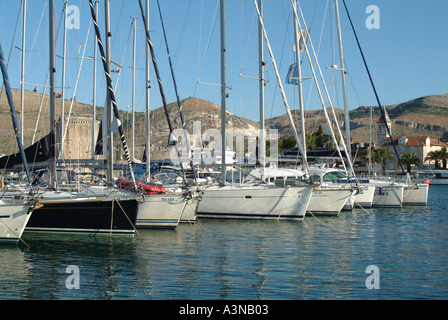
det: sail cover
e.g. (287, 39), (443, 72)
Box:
(0, 133), (51, 168)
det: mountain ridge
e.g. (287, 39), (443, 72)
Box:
(1, 90), (447, 160)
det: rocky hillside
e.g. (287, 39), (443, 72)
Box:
(1, 89), (448, 161)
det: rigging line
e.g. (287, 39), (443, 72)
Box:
(24, 0), (46, 81)
(268, 11), (290, 120)
(156, 0), (197, 183)
(344, 0), (399, 105)
(341, 0), (404, 174)
(113, 20), (133, 94)
(239, 8), (256, 77)
(137, 0), (187, 182)
(194, 0), (220, 91)
(61, 14), (93, 150)
(173, 0), (192, 70)
(32, 5), (65, 145)
(88, 0), (138, 191)
(295, 1), (352, 173)
(0, 0), (22, 106)
(305, 0), (329, 116)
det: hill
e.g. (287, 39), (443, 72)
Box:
(1, 90), (448, 161)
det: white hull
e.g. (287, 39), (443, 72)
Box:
(83, 184), (199, 227)
(180, 196), (199, 223)
(197, 185), (313, 221)
(307, 188), (354, 216)
(369, 184), (404, 208)
(403, 183), (429, 206)
(137, 193), (199, 229)
(352, 185), (376, 208)
(0, 201), (32, 243)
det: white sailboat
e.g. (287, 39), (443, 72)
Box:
(245, 166), (355, 216)
(0, 199), (34, 244)
(131, 0), (201, 228)
(197, 0), (313, 221)
(402, 175), (429, 206)
(0, 36), (38, 243)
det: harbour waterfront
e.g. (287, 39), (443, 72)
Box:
(0, 185), (447, 300)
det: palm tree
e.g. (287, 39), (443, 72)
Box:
(437, 147), (448, 170)
(401, 153), (420, 174)
(375, 147), (395, 174)
(360, 148), (381, 172)
(424, 151), (440, 169)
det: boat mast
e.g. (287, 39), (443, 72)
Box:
(105, 0), (114, 184)
(60, 1), (68, 159)
(49, 0), (57, 189)
(145, 0), (151, 180)
(92, 1), (99, 159)
(20, 0), (26, 146)
(253, 0), (310, 176)
(132, 16), (137, 162)
(220, 0), (226, 186)
(334, 0), (351, 158)
(258, 0), (266, 181)
(292, 0), (307, 165)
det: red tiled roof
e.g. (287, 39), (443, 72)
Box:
(380, 136), (448, 148)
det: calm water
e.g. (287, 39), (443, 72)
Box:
(1, 185), (447, 300)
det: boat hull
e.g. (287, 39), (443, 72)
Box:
(403, 183), (429, 206)
(25, 198), (138, 238)
(197, 185), (313, 221)
(353, 185), (375, 208)
(137, 193), (199, 229)
(0, 202), (32, 243)
(371, 185), (404, 208)
(307, 188), (354, 216)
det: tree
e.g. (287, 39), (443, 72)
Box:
(400, 152), (420, 174)
(374, 147), (395, 174)
(437, 147), (448, 170)
(424, 151), (440, 169)
(278, 136), (296, 153)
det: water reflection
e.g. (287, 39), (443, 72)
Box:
(0, 186), (447, 299)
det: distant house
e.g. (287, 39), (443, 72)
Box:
(375, 109), (448, 172)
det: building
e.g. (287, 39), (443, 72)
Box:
(375, 109), (448, 172)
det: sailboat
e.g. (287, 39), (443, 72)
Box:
(0, 40), (40, 243)
(237, 0), (357, 217)
(196, 0), (313, 221)
(245, 166), (354, 216)
(339, 0), (428, 207)
(22, 0), (139, 238)
(107, 0), (201, 229)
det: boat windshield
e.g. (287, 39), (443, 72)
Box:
(323, 171), (346, 182)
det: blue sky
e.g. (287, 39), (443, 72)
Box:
(1, 0), (447, 124)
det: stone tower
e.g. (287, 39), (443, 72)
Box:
(377, 109), (392, 145)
